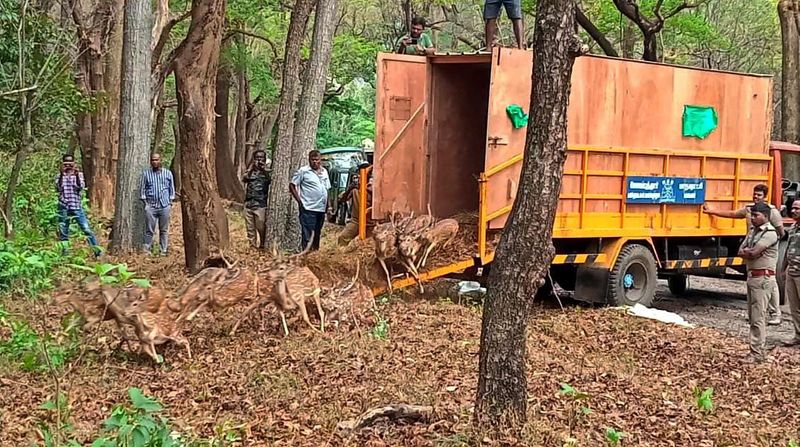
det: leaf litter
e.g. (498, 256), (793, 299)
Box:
(1, 207), (799, 446)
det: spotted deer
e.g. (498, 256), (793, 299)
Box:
(417, 218), (459, 268)
(230, 235), (323, 336)
(321, 261), (375, 331)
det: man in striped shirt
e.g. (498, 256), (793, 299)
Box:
(139, 153), (175, 255)
(55, 154), (101, 256)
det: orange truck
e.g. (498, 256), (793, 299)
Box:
(356, 47), (800, 306)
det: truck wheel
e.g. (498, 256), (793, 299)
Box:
(607, 244), (657, 307)
(667, 274), (688, 296)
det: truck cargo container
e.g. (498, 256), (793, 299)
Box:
(357, 47), (800, 306)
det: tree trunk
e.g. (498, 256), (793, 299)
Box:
(173, 0), (230, 273)
(110, 0), (152, 254)
(70, 0), (124, 218)
(215, 61), (244, 201)
(642, 32), (658, 61)
(152, 103), (166, 155)
(234, 62), (249, 176)
(282, 0), (339, 249)
(171, 121), (182, 193)
(621, 17), (637, 59)
(779, 0), (800, 144)
(264, 0), (315, 250)
(475, 0), (585, 430)
(3, 92), (33, 239)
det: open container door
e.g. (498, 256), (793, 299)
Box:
(373, 53), (428, 220)
(484, 48), (533, 229)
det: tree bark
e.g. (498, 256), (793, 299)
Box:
(173, 0), (230, 273)
(3, 92), (33, 239)
(264, 0), (315, 250)
(475, 0), (585, 430)
(70, 0), (125, 218)
(171, 120), (182, 193)
(234, 59), (249, 177)
(110, 0), (152, 254)
(779, 0), (800, 144)
(152, 102), (166, 155)
(281, 0), (339, 249)
(215, 61), (244, 201)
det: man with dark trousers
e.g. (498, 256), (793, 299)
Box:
(290, 150), (330, 251)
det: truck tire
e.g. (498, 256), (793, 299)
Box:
(607, 244), (657, 307)
(667, 274), (688, 296)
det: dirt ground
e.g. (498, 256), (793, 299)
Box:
(1, 207), (799, 446)
(653, 276), (799, 349)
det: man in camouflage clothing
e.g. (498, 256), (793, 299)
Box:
(241, 150), (271, 248)
(780, 199), (800, 348)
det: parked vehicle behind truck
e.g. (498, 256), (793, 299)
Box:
(356, 47), (800, 306)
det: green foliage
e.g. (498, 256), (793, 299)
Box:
(788, 440), (799, 447)
(317, 82), (375, 148)
(0, 308), (80, 372)
(90, 388), (181, 447)
(604, 427), (626, 446)
(371, 315), (389, 340)
(693, 386), (714, 414)
(37, 393), (82, 447)
(0, 0), (89, 152)
(72, 262), (151, 288)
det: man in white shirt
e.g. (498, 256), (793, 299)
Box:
(290, 150), (331, 251)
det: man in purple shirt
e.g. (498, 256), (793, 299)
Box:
(55, 154), (101, 256)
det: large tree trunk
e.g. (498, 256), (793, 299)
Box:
(234, 60), (249, 176)
(171, 121), (182, 193)
(110, 0), (152, 254)
(779, 0), (800, 144)
(173, 0), (230, 273)
(70, 0), (124, 218)
(642, 32), (658, 61)
(282, 0), (339, 249)
(215, 61), (244, 201)
(474, 0), (585, 430)
(264, 0), (315, 250)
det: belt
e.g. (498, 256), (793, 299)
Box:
(748, 269), (775, 277)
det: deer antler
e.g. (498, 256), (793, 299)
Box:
(219, 249), (238, 269)
(341, 259), (360, 294)
(288, 231), (315, 261)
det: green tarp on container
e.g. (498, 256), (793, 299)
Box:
(682, 105), (718, 139)
(506, 104), (529, 129)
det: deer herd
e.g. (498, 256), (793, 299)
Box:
(53, 208), (459, 363)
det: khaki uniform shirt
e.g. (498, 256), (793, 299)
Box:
(787, 223), (800, 277)
(739, 222), (779, 271)
(734, 203), (783, 231)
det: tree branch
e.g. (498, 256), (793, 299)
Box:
(576, 6), (619, 57)
(152, 10), (190, 71)
(222, 29), (279, 60)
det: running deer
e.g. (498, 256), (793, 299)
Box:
(230, 235), (324, 336)
(417, 218), (459, 268)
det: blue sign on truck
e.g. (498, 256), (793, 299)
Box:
(625, 176), (706, 204)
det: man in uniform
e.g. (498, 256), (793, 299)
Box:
(738, 202), (779, 362)
(780, 199), (800, 347)
(704, 184), (785, 325)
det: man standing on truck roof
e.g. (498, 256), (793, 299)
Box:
(703, 184), (785, 325)
(396, 17), (435, 56)
(780, 199), (800, 348)
(484, 0), (525, 50)
(738, 202), (779, 363)
(290, 150), (331, 252)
